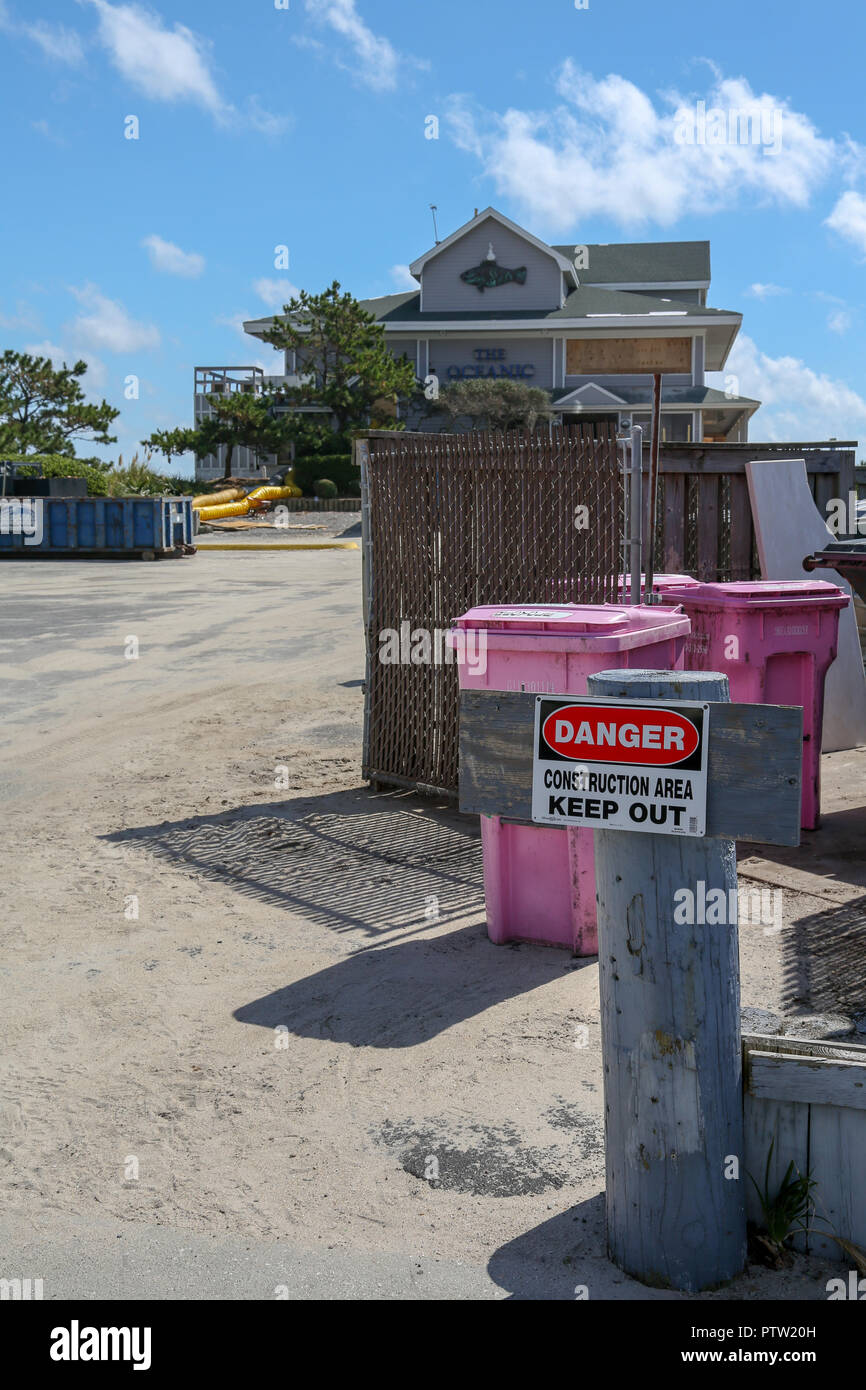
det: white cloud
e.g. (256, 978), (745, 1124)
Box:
(747, 283), (789, 300)
(24, 20), (85, 64)
(23, 339), (70, 366)
(25, 340), (107, 389)
(245, 96), (291, 137)
(215, 311), (251, 340)
(84, 1), (286, 132)
(303, 0), (400, 91)
(252, 278), (300, 308)
(827, 309), (852, 335)
(0, 5), (85, 63)
(709, 333), (866, 443)
(31, 118), (68, 146)
(86, 0), (223, 113)
(0, 301), (39, 331)
(389, 264), (418, 291)
(445, 66), (844, 230)
(142, 234), (205, 277)
(68, 283), (160, 352)
(825, 190), (866, 256)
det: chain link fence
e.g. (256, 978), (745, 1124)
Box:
(358, 425), (624, 796)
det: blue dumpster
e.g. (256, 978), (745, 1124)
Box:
(0, 495), (195, 558)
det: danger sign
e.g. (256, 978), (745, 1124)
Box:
(531, 696), (709, 836)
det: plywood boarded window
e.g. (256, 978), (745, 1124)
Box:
(566, 337), (692, 375)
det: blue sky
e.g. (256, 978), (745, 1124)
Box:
(1, 0), (865, 474)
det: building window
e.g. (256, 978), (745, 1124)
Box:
(631, 412), (693, 443)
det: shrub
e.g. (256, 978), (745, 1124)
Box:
(313, 478), (338, 499)
(7, 452), (113, 496)
(291, 452), (357, 496)
(4, 451), (194, 497)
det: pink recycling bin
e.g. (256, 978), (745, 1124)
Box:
(661, 580), (849, 829)
(617, 572), (700, 603)
(452, 603), (691, 953)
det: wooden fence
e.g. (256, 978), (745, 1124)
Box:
(648, 442), (856, 582)
(743, 1031), (866, 1261)
(358, 432), (855, 796)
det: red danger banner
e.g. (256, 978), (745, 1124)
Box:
(532, 695), (709, 836)
(540, 704), (700, 766)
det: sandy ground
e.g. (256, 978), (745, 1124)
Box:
(0, 548), (863, 1300)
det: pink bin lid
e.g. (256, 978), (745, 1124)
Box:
(453, 602), (683, 634)
(617, 572), (700, 589)
(665, 579), (848, 608)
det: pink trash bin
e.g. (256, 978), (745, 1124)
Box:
(617, 572), (700, 604)
(661, 580), (849, 830)
(452, 603), (691, 954)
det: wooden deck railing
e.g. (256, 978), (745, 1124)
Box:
(647, 442), (856, 580)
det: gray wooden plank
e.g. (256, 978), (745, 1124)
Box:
(808, 1107), (866, 1259)
(746, 1052), (866, 1111)
(744, 1033), (866, 1064)
(459, 689), (803, 846)
(743, 1096), (809, 1245)
(658, 454), (850, 475)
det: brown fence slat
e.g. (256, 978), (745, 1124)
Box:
(662, 474), (686, 575)
(696, 474), (720, 580)
(728, 475), (753, 581)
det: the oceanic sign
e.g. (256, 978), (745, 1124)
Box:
(531, 695), (710, 835)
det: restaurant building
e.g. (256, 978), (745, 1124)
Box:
(195, 206), (759, 479)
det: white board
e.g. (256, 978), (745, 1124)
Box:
(746, 457), (866, 752)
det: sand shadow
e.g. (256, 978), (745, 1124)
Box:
(743, 802), (866, 893)
(232, 924), (590, 1047)
(484, 1194), (654, 1301)
(103, 786), (486, 941)
(739, 803), (866, 1017)
(780, 893), (866, 1016)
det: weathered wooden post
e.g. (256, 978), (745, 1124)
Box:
(587, 668), (741, 1291)
(458, 663), (803, 1293)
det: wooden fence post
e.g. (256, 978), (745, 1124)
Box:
(586, 668), (746, 1292)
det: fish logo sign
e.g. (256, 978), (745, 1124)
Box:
(460, 241), (527, 292)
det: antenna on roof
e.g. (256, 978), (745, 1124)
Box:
(429, 204), (440, 245)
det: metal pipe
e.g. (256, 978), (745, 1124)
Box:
(644, 373), (662, 602)
(629, 424), (643, 604)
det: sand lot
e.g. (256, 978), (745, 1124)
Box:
(1, 548), (863, 1300)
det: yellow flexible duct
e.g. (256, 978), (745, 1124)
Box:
(195, 499), (253, 522)
(196, 483), (303, 522)
(192, 488), (246, 509)
(245, 484), (302, 506)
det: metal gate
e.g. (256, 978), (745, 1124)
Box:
(358, 426), (624, 797)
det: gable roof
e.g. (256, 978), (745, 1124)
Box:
(409, 207), (576, 280)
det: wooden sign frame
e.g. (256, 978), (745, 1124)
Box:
(459, 689), (802, 847)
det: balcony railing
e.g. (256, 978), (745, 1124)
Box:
(194, 366), (265, 396)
